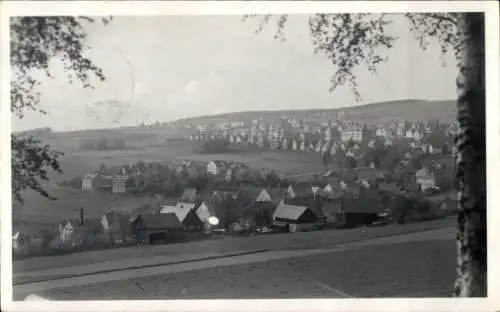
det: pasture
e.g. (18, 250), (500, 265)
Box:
(13, 131), (325, 230)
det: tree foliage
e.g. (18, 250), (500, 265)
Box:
(11, 16), (111, 204)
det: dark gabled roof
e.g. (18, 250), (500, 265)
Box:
(273, 201), (308, 221)
(136, 213), (182, 229)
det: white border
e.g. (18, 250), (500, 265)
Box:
(1, 1), (499, 312)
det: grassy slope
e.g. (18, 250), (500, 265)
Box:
(13, 186), (159, 232)
(174, 99), (456, 126)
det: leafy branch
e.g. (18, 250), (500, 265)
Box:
(10, 16), (111, 203)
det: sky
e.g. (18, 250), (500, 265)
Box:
(12, 14), (459, 131)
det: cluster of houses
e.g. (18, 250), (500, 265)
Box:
(186, 117), (458, 158)
(13, 152), (456, 257)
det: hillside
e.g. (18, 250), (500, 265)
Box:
(173, 99), (457, 126)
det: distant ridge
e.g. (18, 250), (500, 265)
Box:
(172, 98), (457, 126)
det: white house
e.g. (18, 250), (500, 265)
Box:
(207, 160), (228, 176)
(341, 126), (363, 142)
(300, 141), (306, 152)
(59, 221), (74, 243)
(405, 129), (414, 139)
(413, 130), (423, 141)
(416, 168), (437, 192)
(112, 175), (131, 194)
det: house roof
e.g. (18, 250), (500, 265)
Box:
(160, 205), (191, 222)
(136, 213), (182, 229)
(273, 201), (308, 221)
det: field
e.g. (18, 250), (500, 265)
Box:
(13, 139), (324, 230)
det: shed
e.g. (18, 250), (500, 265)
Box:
(131, 213), (183, 245)
(273, 200), (318, 224)
(160, 204), (203, 232)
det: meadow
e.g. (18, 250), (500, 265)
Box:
(13, 132), (325, 230)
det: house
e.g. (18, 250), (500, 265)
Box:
(322, 183), (343, 199)
(320, 200), (342, 223)
(195, 199), (229, 232)
(239, 187), (272, 203)
(405, 129), (414, 139)
(272, 200), (319, 232)
(160, 204), (203, 232)
(341, 126), (363, 142)
(415, 167), (437, 192)
(339, 195), (385, 227)
(299, 141), (306, 152)
(112, 175), (134, 194)
(286, 182), (313, 199)
(12, 229), (42, 255)
(55, 220), (87, 248)
(207, 160), (229, 176)
(81, 173), (109, 191)
(131, 213), (183, 245)
(101, 212), (131, 243)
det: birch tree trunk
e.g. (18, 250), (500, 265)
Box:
(453, 12), (487, 297)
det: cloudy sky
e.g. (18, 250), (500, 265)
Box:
(12, 14), (459, 131)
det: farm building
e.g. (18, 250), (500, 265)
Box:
(338, 195), (385, 228)
(131, 213), (183, 245)
(160, 204), (203, 232)
(272, 200), (319, 232)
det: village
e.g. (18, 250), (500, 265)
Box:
(12, 114), (459, 259)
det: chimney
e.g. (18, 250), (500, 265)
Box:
(80, 208), (84, 225)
